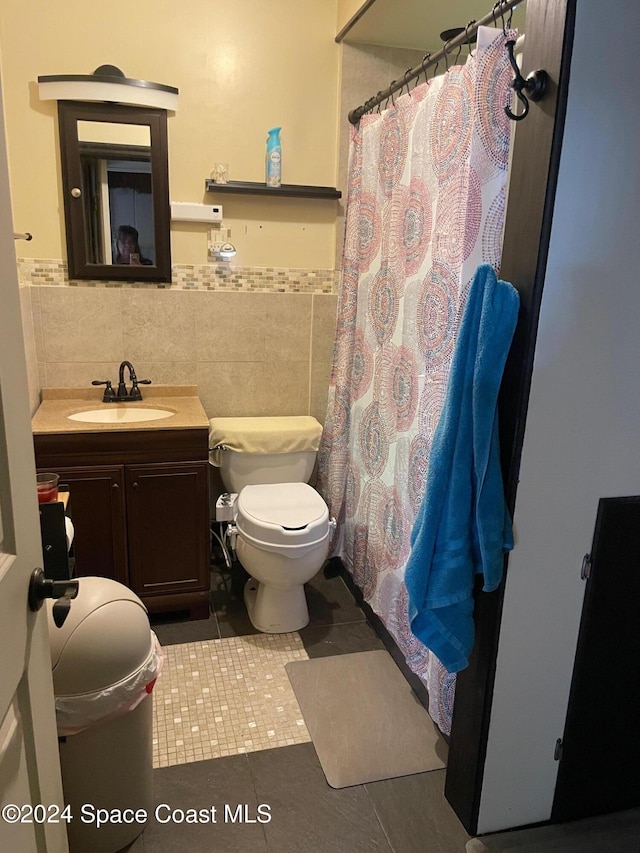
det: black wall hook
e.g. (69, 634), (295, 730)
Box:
(504, 38), (549, 122)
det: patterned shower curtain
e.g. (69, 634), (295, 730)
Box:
(317, 26), (516, 735)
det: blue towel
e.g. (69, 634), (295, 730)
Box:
(404, 263), (519, 673)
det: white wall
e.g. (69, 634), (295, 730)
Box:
(479, 0), (640, 832)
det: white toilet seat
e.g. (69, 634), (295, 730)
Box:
(236, 482), (330, 556)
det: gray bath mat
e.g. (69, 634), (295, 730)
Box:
(285, 650), (447, 788)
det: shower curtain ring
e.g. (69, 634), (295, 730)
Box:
(403, 68), (413, 96)
(444, 42), (450, 71)
(493, 0), (508, 36)
(464, 20), (477, 57)
(421, 53), (431, 85)
(506, 5), (514, 28)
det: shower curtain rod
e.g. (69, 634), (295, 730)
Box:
(348, 0), (522, 125)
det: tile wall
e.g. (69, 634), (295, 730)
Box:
(19, 260), (338, 423)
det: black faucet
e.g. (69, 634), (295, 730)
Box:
(116, 360), (152, 401)
(92, 362), (152, 402)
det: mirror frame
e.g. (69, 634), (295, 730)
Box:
(58, 100), (171, 282)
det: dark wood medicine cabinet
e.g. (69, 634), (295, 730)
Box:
(57, 100), (172, 282)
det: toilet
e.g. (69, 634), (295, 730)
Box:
(209, 416), (334, 633)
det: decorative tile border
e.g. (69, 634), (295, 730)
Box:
(17, 258), (337, 294)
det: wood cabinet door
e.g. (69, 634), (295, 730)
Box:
(126, 462), (209, 598)
(54, 465), (128, 584)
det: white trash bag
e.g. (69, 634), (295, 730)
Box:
(55, 632), (164, 736)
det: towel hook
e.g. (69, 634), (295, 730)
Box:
(504, 38), (549, 122)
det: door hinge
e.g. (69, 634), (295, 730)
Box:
(554, 738), (563, 761)
(580, 553), (591, 580)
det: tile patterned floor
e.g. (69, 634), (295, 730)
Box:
(153, 632), (311, 767)
(138, 568), (472, 853)
(126, 570), (637, 852)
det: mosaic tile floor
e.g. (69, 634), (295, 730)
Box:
(152, 633), (311, 768)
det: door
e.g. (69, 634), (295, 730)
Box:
(552, 496), (640, 822)
(445, 0), (577, 832)
(0, 76), (68, 851)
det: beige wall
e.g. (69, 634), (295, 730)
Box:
(2, 1), (421, 424)
(336, 0), (371, 35)
(0, 0), (340, 270)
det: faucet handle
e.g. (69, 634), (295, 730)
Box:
(129, 378), (151, 401)
(92, 379), (116, 401)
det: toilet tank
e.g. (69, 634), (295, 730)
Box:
(209, 416), (324, 493)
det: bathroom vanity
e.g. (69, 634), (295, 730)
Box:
(32, 386), (211, 619)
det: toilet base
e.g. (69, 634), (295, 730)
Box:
(244, 578), (310, 633)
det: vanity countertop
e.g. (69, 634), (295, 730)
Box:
(32, 385), (209, 435)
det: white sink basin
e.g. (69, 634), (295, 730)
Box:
(67, 407), (175, 424)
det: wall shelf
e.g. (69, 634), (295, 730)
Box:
(204, 179), (341, 200)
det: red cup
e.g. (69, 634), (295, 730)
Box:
(37, 473), (59, 503)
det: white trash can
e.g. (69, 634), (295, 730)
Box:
(47, 577), (162, 853)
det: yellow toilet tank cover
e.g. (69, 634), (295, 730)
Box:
(208, 416), (323, 456)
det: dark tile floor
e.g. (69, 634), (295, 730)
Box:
(139, 563), (471, 853)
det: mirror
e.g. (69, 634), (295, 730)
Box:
(58, 101), (171, 282)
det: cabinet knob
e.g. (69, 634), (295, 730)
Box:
(112, 482), (119, 490)
(132, 482), (139, 490)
